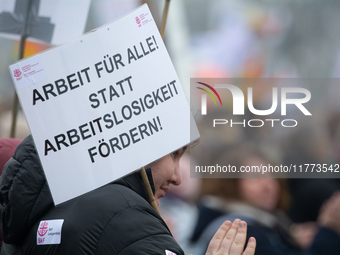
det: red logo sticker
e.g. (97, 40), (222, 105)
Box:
(135, 16), (141, 24)
(38, 221), (48, 236)
(22, 64), (31, 72)
(13, 69), (21, 78)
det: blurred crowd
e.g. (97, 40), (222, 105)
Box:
(160, 122), (340, 254)
(157, 1), (340, 254)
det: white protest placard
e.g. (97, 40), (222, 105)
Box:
(10, 4), (200, 205)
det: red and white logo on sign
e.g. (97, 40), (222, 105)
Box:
(13, 69), (21, 78)
(135, 16), (141, 24)
(22, 64), (31, 72)
(38, 221), (48, 236)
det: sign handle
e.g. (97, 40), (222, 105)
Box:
(10, 0), (34, 138)
(140, 167), (161, 215)
(10, 35), (27, 138)
(160, 0), (170, 39)
(139, 0), (172, 215)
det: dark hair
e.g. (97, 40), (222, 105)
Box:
(199, 143), (291, 211)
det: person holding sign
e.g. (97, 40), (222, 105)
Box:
(0, 135), (256, 255)
(3, 4), (256, 254)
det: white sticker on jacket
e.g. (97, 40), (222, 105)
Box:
(165, 250), (177, 255)
(37, 219), (64, 245)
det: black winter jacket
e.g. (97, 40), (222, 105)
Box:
(0, 135), (184, 255)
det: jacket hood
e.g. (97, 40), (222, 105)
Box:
(0, 135), (53, 244)
(0, 135), (155, 245)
